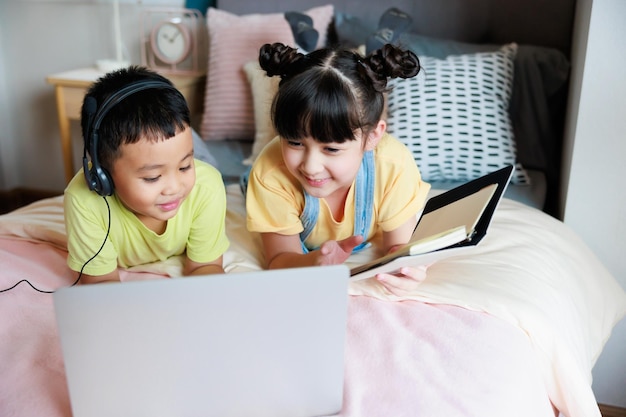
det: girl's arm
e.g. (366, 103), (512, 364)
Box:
(183, 255), (225, 276)
(261, 232), (364, 270)
(377, 215), (428, 296)
(382, 214), (418, 254)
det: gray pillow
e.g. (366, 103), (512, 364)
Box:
(332, 12), (375, 48)
(397, 32), (495, 58)
(192, 128), (219, 168)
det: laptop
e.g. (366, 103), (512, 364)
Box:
(53, 265), (350, 417)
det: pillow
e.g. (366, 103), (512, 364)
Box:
(397, 32), (496, 58)
(332, 10), (570, 175)
(386, 43), (530, 184)
(242, 61), (280, 166)
(200, 5), (334, 142)
(330, 11), (374, 49)
(191, 128), (218, 168)
(396, 32), (570, 173)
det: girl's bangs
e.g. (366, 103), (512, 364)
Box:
(274, 73), (362, 143)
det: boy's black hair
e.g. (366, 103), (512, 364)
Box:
(81, 66), (190, 171)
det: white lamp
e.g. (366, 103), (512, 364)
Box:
(96, 0), (130, 72)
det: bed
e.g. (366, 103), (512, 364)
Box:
(1, 184), (625, 417)
(1, 1), (626, 417)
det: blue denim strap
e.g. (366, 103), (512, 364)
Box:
(239, 165), (252, 197)
(352, 150), (374, 252)
(299, 191), (319, 253)
(299, 151), (374, 253)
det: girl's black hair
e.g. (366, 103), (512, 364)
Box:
(81, 65), (190, 170)
(259, 43), (420, 143)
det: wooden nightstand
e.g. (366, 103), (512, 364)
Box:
(46, 68), (205, 184)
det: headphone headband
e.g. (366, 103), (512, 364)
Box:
(83, 79), (179, 196)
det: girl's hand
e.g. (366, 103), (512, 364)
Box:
(317, 235), (364, 266)
(375, 265), (429, 296)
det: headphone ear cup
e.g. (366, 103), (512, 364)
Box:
(82, 96), (112, 195)
(83, 127), (114, 196)
(82, 153), (114, 197)
(92, 164), (114, 197)
(83, 157), (98, 192)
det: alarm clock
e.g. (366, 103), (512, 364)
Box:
(141, 8), (205, 75)
(150, 19), (192, 65)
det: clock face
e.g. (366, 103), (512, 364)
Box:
(151, 20), (191, 64)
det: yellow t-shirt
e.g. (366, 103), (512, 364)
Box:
(64, 159), (229, 275)
(246, 133), (430, 249)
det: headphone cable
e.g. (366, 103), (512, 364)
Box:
(0, 196), (111, 294)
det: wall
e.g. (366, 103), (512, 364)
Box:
(561, 0), (626, 408)
(0, 15), (11, 190)
(0, 0), (185, 193)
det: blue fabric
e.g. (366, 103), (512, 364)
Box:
(239, 165), (252, 197)
(185, 0), (215, 15)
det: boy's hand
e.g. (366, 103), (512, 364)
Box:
(317, 235), (364, 266)
(375, 265), (429, 296)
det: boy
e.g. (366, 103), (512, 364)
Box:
(64, 66), (228, 284)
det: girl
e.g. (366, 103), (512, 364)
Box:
(245, 42), (431, 295)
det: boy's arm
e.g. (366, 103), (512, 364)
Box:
(64, 189), (120, 284)
(184, 162), (229, 276)
(78, 269), (121, 285)
(183, 255), (225, 276)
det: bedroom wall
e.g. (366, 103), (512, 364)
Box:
(0, 18), (11, 190)
(0, 0), (187, 194)
(561, 0), (626, 408)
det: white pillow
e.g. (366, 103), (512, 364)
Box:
(386, 43), (530, 184)
(242, 61), (280, 166)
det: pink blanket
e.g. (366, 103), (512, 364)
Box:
(0, 238), (556, 417)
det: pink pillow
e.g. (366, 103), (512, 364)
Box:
(200, 5), (334, 141)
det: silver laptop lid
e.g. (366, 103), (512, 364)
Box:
(53, 265), (350, 417)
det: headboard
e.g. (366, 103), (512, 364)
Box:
(206, 0), (576, 215)
(217, 0), (576, 54)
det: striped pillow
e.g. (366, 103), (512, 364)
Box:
(200, 5), (334, 141)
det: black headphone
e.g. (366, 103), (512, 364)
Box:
(82, 80), (179, 196)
